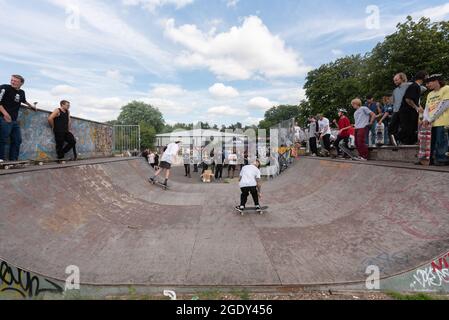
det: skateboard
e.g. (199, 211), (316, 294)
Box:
(376, 122), (385, 146)
(339, 145), (360, 161)
(33, 159), (70, 166)
(417, 125), (432, 166)
(0, 160), (31, 170)
(148, 178), (169, 190)
(235, 206), (269, 216)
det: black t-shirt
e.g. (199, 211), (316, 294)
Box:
(54, 108), (69, 133)
(400, 82), (421, 111)
(0, 84), (26, 121)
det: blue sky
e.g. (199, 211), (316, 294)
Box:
(1, 0), (449, 126)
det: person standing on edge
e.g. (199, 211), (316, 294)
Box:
(0, 75), (37, 162)
(149, 141), (181, 187)
(227, 149), (238, 179)
(148, 150), (156, 168)
(389, 73), (411, 146)
(307, 116), (319, 156)
(48, 100), (77, 161)
(334, 109), (352, 157)
(379, 94), (394, 145)
(398, 71), (428, 145)
(352, 98), (376, 161)
(422, 74), (449, 166)
(235, 160), (262, 215)
(365, 95), (382, 146)
(214, 149), (224, 181)
(318, 114), (331, 155)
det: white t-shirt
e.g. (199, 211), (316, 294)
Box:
(318, 118), (331, 135)
(161, 143), (180, 164)
(228, 153), (238, 165)
(148, 153), (155, 164)
(239, 165), (261, 188)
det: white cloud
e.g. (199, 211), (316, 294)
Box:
(226, 0), (239, 8)
(50, 85), (80, 96)
(122, 0), (195, 12)
(207, 106), (249, 116)
(150, 84), (186, 97)
(164, 16), (311, 80)
(208, 83), (239, 98)
(248, 97), (277, 110)
(331, 49), (344, 56)
(106, 70), (135, 84)
(141, 98), (192, 115)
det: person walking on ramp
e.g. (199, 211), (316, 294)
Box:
(48, 100), (77, 161)
(149, 141), (181, 187)
(235, 160), (262, 215)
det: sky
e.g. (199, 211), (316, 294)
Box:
(1, 0), (449, 126)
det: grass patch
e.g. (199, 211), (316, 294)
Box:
(386, 291), (445, 300)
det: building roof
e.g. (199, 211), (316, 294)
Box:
(156, 129), (247, 138)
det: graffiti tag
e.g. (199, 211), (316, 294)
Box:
(0, 261), (63, 298)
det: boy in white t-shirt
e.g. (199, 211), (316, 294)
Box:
(235, 160), (262, 214)
(149, 141), (181, 187)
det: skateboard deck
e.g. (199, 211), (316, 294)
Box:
(235, 206), (269, 216)
(33, 159), (71, 166)
(339, 145), (359, 161)
(0, 160), (31, 170)
(418, 125), (432, 166)
(148, 178), (169, 190)
(376, 123), (385, 146)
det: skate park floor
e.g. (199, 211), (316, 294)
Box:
(1, 157), (449, 291)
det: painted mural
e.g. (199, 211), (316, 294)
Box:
(15, 107), (112, 161)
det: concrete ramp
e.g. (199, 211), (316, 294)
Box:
(1, 158), (449, 291)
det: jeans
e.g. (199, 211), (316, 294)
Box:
(383, 120), (390, 145)
(240, 186), (259, 207)
(215, 164), (223, 179)
(365, 122), (377, 146)
(431, 126), (449, 164)
(55, 131), (77, 160)
(355, 128), (369, 159)
(0, 118), (22, 161)
(309, 137), (318, 155)
(334, 135), (349, 155)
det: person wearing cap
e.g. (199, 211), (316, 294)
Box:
(422, 74), (449, 166)
(149, 141), (181, 186)
(397, 71), (428, 145)
(334, 108), (352, 157)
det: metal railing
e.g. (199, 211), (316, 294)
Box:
(113, 125), (141, 156)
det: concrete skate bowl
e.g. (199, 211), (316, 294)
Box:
(1, 157), (449, 289)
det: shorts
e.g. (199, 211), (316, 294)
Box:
(159, 161), (171, 169)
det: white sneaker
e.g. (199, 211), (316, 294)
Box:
(358, 157), (368, 161)
(0, 159), (3, 163)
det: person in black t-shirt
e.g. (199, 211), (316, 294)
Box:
(397, 71), (428, 145)
(48, 100), (77, 160)
(0, 75), (37, 161)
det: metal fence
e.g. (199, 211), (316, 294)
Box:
(113, 125), (141, 155)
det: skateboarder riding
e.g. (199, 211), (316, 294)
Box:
(149, 141), (181, 187)
(235, 160), (262, 214)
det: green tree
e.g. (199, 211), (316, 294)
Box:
(304, 55), (366, 120)
(117, 101), (165, 133)
(258, 105), (301, 130)
(139, 122), (157, 149)
(365, 17), (449, 96)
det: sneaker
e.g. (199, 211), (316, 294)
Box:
(256, 205), (263, 214)
(390, 135), (398, 147)
(446, 152), (449, 157)
(0, 159), (3, 163)
(149, 177), (155, 183)
(357, 157), (368, 161)
(235, 206), (245, 215)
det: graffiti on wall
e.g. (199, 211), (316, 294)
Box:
(0, 260), (63, 299)
(15, 107), (112, 161)
(410, 252), (449, 291)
